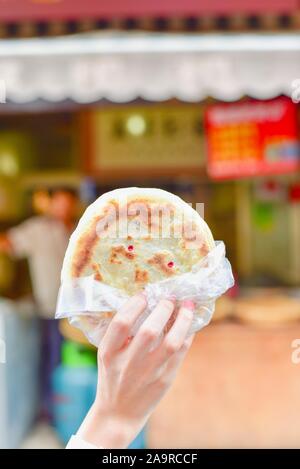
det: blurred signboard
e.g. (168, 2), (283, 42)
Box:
(85, 105), (205, 178)
(205, 97), (299, 180)
(0, 0), (296, 21)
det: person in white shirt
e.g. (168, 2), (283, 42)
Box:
(4, 188), (77, 317)
(66, 293), (195, 449)
(0, 187), (78, 420)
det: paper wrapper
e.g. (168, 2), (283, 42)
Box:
(55, 241), (234, 347)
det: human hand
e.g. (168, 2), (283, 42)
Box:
(77, 293), (195, 448)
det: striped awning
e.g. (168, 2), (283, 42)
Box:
(1, 3), (300, 39)
(0, 14), (299, 38)
(0, 32), (299, 104)
(0, 1), (299, 37)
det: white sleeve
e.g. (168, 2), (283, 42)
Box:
(66, 434), (102, 449)
(8, 218), (39, 258)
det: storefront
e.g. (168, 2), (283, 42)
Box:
(1, 30), (300, 448)
(1, 32), (300, 290)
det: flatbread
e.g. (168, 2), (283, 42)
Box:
(61, 187), (215, 294)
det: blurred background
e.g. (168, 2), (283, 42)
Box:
(1, 0), (300, 449)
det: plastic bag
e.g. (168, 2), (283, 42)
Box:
(55, 241), (234, 347)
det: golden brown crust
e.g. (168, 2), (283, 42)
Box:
(110, 245), (135, 265)
(114, 245), (135, 259)
(71, 218), (99, 277)
(134, 268), (149, 283)
(68, 192), (214, 290)
(147, 253), (176, 276)
(92, 263), (103, 282)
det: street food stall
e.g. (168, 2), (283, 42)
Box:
(1, 30), (300, 447)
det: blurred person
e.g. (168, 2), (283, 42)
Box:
(67, 294), (195, 449)
(0, 187), (79, 420)
(32, 188), (51, 215)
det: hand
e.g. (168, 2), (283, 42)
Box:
(77, 293), (195, 448)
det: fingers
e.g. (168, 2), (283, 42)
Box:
(163, 333), (195, 380)
(129, 298), (176, 357)
(152, 300), (195, 364)
(146, 334), (195, 400)
(101, 293), (147, 355)
(101, 295), (194, 370)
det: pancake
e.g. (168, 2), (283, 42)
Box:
(59, 187), (217, 343)
(61, 187), (215, 292)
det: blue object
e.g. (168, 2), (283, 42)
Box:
(52, 340), (147, 448)
(128, 427), (146, 449)
(79, 177), (97, 204)
(52, 365), (98, 444)
(0, 300), (40, 449)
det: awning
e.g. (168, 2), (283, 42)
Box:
(1, 32), (300, 103)
(0, 1), (297, 38)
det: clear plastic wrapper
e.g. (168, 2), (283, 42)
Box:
(56, 241), (234, 347)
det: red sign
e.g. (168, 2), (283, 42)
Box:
(0, 0), (297, 22)
(205, 97), (299, 180)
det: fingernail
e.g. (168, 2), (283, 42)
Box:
(182, 300), (195, 311)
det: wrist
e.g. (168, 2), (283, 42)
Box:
(77, 403), (142, 449)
